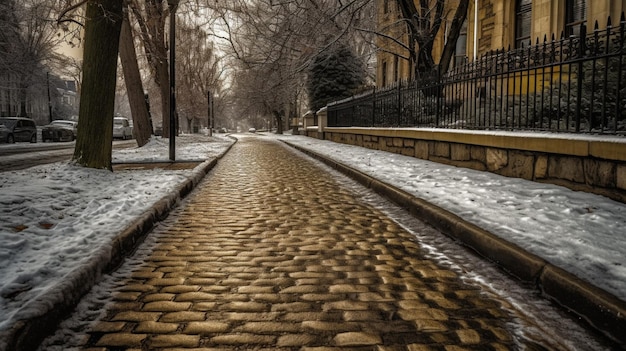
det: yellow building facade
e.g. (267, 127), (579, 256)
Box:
(377, 0), (626, 87)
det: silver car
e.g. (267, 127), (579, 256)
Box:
(0, 117), (38, 143)
(113, 117), (133, 140)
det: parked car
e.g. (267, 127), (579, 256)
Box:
(42, 120), (78, 142)
(113, 117), (133, 139)
(248, 128), (256, 133)
(0, 117), (37, 143)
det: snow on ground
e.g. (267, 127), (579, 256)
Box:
(275, 133), (626, 303)
(0, 134), (233, 334)
(0, 130), (624, 341)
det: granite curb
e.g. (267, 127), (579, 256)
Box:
(282, 139), (626, 346)
(0, 140), (235, 351)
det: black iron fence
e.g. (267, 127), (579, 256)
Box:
(328, 15), (626, 134)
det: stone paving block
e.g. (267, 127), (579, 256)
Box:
(219, 301), (268, 312)
(282, 312), (339, 322)
(134, 321), (180, 333)
(235, 321), (301, 333)
(398, 299), (429, 310)
(329, 284), (369, 293)
(143, 301), (192, 312)
(183, 321), (230, 334)
(322, 300), (370, 311)
(357, 292), (395, 302)
(159, 311), (206, 322)
(148, 334), (200, 348)
(95, 333), (147, 347)
(190, 302), (218, 311)
(270, 302), (313, 312)
(342, 310), (383, 321)
(279, 285), (326, 294)
(143, 293), (176, 302)
(301, 321), (360, 332)
(400, 307), (450, 321)
(113, 292), (142, 301)
(161, 285), (202, 293)
(221, 312), (282, 321)
(300, 293), (345, 302)
(456, 329), (481, 344)
(334, 332), (382, 346)
(276, 333), (317, 347)
(199, 285), (231, 293)
(175, 291), (219, 301)
(208, 333), (276, 345)
(414, 319), (447, 332)
(250, 293), (287, 303)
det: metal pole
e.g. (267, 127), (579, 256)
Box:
(168, 1), (178, 161)
(47, 72), (53, 123)
(207, 90), (212, 136)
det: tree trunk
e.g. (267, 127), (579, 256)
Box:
(72, 0), (123, 170)
(273, 110), (283, 134)
(119, 13), (152, 147)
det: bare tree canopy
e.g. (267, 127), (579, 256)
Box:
(206, 0), (375, 132)
(394, 0), (469, 80)
(1, 0), (74, 118)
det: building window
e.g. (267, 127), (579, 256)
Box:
(515, 0), (532, 48)
(565, 0), (586, 36)
(454, 19), (468, 67)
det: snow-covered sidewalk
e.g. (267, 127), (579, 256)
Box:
(0, 134), (234, 343)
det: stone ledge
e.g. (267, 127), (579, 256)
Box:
(325, 127), (626, 162)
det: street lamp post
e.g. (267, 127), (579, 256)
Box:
(47, 72), (53, 123)
(207, 90), (212, 137)
(168, 0), (179, 161)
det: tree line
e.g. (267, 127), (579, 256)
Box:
(2, 0), (468, 170)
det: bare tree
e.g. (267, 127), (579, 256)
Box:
(175, 19), (223, 133)
(0, 0), (71, 120)
(72, 0), (124, 169)
(394, 0), (469, 82)
(127, 0), (174, 137)
(211, 0), (374, 133)
(119, 8), (152, 146)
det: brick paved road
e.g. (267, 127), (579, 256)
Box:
(80, 136), (524, 350)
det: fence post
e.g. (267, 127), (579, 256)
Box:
(575, 22), (587, 132)
(372, 88), (376, 126)
(397, 80), (402, 126)
(616, 13), (626, 133)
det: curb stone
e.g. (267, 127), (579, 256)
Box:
(0, 140), (235, 351)
(282, 139), (626, 346)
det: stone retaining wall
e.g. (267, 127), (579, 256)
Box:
(304, 127), (626, 203)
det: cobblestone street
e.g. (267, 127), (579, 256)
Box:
(55, 136), (553, 350)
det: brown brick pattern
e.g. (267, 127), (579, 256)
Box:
(84, 137), (517, 350)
